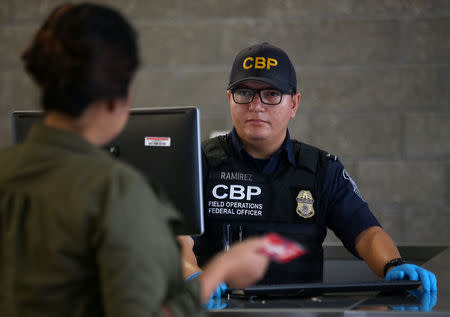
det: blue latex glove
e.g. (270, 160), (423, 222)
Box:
(185, 272), (228, 309)
(385, 264), (437, 292)
(185, 271), (202, 281)
(205, 282), (228, 310)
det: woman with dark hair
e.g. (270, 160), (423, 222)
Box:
(0, 3), (269, 316)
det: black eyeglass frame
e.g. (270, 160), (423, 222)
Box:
(230, 87), (295, 105)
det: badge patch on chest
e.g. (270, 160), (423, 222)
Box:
(296, 190), (315, 218)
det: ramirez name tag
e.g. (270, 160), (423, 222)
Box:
(145, 137), (171, 147)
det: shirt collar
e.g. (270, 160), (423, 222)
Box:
(229, 127), (296, 167)
(26, 123), (104, 155)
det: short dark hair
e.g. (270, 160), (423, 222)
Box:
(22, 3), (139, 117)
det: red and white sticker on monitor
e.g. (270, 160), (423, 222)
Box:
(261, 233), (307, 264)
(145, 137), (171, 147)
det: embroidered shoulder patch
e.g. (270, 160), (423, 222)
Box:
(342, 169), (365, 201)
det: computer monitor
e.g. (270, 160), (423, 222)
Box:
(12, 107), (204, 235)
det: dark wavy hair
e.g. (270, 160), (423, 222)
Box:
(22, 3), (139, 117)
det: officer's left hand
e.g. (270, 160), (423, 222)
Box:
(385, 264), (437, 292)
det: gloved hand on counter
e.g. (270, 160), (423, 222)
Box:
(186, 271), (228, 308)
(385, 263), (437, 292)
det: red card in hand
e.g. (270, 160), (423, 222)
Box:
(261, 233), (306, 263)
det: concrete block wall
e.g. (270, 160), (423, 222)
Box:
(0, 0), (449, 246)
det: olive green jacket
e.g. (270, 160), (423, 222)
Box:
(0, 124), (203, 317)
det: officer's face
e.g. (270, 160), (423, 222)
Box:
(227, 80), (300, 151)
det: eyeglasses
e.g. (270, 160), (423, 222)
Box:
(231, 88), (292, 105)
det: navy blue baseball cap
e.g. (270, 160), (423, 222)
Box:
(227, 43), (297, 93)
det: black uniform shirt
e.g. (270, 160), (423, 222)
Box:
(225, 128), (380, 257)
(230, 128), (295, 175)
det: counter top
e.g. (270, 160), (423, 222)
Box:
(208, 246), (450, 316)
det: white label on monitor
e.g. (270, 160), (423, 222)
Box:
(145, 137), (171, 147)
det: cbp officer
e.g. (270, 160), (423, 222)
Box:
(188, 43), (437, 292)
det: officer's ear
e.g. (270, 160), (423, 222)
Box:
(290, 92), (301, 118)
(227, 90), (233, 104)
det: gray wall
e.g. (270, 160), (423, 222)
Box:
(1, 1), (449, 246)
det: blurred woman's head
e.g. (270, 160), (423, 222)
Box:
(22, 3), (139, 118)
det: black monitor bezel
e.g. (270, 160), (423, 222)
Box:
(12, 107), (205, 236)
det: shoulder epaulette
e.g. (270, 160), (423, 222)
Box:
(326, 153), (338, 161)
